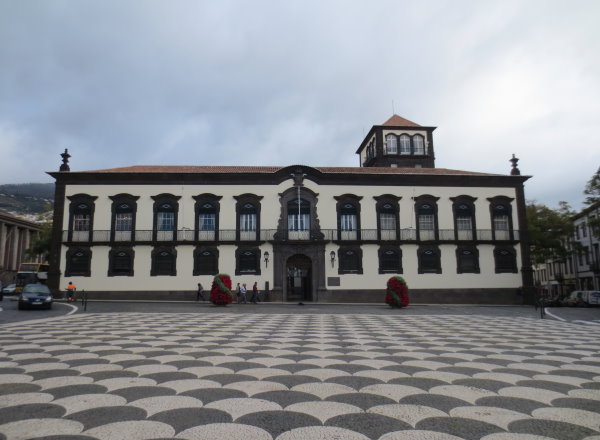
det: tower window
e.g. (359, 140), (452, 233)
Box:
(385, 135), (397, 154)
(400, 135), (411, 154)
(413, 135), (425, 155)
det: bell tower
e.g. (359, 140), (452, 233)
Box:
(356, 114), (436, 168)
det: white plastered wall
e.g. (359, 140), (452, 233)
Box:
(60, 180), (521, 292)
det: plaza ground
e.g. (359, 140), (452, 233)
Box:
(1, 303), (599, 440)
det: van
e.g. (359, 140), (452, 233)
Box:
(587, 291), (600, 306)
(562, 291), (600, 306)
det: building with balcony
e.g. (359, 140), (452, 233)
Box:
(48, 115), (533, 303)
(532, 202), (600, 297)
(571, 202), (600, 290)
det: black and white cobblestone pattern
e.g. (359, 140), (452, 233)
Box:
(1, 313), (599, 440)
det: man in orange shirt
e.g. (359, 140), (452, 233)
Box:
(66, 282), (77, 302)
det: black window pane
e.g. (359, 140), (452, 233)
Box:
(74, 203), (90, 215)
(196, 251), (217, 275)
(341, 250), (359, 272)
(241, 203), (256, 214)
(155, 252), (175, 275)
(239, 251), (257, 272)
(495, 249), (516, 272)
(458, 249), (478, 273)
(112, 252), (132, 274)
(420, 249), (439, 273)
(341, 204), (357, 215)
(380, 250), (400, 272)
(287, 199), (310, 214)
(69, 252), (90, 275)
(418, 204), (434, 215)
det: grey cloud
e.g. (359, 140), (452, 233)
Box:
(0, 0), (598, 209)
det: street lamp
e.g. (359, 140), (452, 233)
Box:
(263, 251), (270, 267)
(330, 250), (336, 268)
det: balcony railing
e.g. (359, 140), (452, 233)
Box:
(62, 228), (520, 244)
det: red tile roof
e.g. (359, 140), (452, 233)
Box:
(78, 165), (500, 176)
(381, 114), (421, 127)
(83, 165), (281, 173)
(318, 167), (495, 176)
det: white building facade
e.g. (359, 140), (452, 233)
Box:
(572, 203), (600, 290)
(48, 115), (533, 303)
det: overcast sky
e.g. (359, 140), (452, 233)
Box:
(1, 0), (598, 210)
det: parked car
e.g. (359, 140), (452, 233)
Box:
(562, 291), (600, 307)
(2, 284), (16, 294)
(18, 284), (53, 310)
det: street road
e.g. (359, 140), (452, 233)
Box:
(1, 296), (600, 325)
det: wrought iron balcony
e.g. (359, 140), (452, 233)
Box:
(62, 228), (520, 244)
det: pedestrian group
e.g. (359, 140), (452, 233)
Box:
(196, 281), (262, 304)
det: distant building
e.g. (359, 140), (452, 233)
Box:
(0, 211), (44, 285)
(572, 202), (600, 290)
(532, 202), (600, 295)
(48, 115), (533, 303)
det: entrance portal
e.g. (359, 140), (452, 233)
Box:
(287, 254), (312, 302)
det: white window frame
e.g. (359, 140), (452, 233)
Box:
(400, 135), (411, 155)
(73, 214), (90, 231)
(456, 216), (472, 231)
(157, 212), (175, 231)
(341, 214), (357, 231)
(413, 135), (425, 155)
(385, 135), (397, 154)
(240, 213), (256, 232)
(418, 214), (435, 231)
(493, 215), (509, 231)
(199, 213), (216, 231)
(115, 213), (133, 232)
(380, 213), (396, 230)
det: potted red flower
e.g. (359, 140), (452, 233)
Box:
(385, 275), (409, 308)
(210, 273), (234, 305)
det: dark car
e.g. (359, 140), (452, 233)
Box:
(18, 284), (53, 310)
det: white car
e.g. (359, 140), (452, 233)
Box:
(563, 291), (600, 307)
(2, 284), (16, 294)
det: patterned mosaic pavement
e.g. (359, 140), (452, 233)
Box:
(1, 312), (599, 440)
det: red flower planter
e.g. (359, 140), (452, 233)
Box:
(385, 276), (410, 308)
(210, 274), (234, 305)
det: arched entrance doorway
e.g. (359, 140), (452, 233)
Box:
(287, 254), (312, 302)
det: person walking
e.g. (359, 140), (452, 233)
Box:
(65, 282), (77, 302)
(251, 281), (259, 304)
(196, 283), (205, 301)
(236, 283), (242, 303)
(239, 283), (248, 304)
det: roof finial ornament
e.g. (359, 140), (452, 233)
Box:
(291, 167), (306, 186)
(60, 148), (71, 172)
(510, 154), (520, 176)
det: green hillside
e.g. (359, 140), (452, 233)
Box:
(0, 183), (54, 215)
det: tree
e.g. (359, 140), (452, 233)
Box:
(26, 221), (52, 262)
(583, 166), (600, 206)
(527, 202), (575, 265)
(583, 167), (600, 239)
